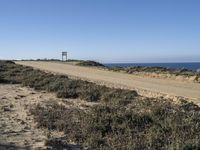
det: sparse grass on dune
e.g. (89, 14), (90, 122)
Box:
(1, 60), (200, 149)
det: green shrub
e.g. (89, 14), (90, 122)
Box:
(102, 89), (137, 103)
(0, 75), (7, 83)
(76, 60), (105, 67)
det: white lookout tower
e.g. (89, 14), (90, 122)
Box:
(62, 51), (67, 61)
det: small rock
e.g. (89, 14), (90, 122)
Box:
(24, 126), (31, 130)
(24, 140), (29, 145)
(16, 119), (21, 122)
(2, 96), (7, 99)
(14, 97), (19, 100)
(21, 120), (26, 125)
(30, 92), (36, 95)
(3, 106), (11, 112)
(18, 95), (26, 98)
(26, 117), (30, 120)
(10, 104), (14, 108)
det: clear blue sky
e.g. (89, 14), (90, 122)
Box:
(0, 0), (200, 63)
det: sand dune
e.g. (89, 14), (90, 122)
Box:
(16, 61), (200, 101)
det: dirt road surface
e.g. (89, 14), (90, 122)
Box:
(16, 61), (200, 101)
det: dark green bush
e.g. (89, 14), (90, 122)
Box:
(0, 75), (7, 83)
(76, 60), (105, 67)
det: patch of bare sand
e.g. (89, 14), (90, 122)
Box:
(0, 84), (49, 149)
(0, 84), (94, 149)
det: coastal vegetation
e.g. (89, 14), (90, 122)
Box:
(31, 99), (200, 149)
(108, 66), (199, 76)
(21, 59), (105, 67)
(108, 66), (200, 83)
(1, 60), (200, 149)
(76, 60), (105, 67)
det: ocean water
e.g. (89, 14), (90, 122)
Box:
(104, 62), (200, 71)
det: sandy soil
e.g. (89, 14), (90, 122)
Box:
(16, 61), (200, 101)
(0, 84), (91, 149)
(0, 84), (47, 149)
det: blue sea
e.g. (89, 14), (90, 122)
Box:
(104, 62), (200, 71)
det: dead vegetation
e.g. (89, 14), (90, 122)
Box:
(1, 60), (200, 149)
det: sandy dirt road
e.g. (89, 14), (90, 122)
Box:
(16, 61), (200, 101)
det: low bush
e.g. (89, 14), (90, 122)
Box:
(31, 99), (200, 150)
(101, 89), (137, 103)
(108, 66), (199, 78)
(0, 75), (7, 83)
(30, 102), (87, 143)
(76, 60), (105, 67)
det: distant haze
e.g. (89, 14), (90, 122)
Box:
(0, 0), (200, 63)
